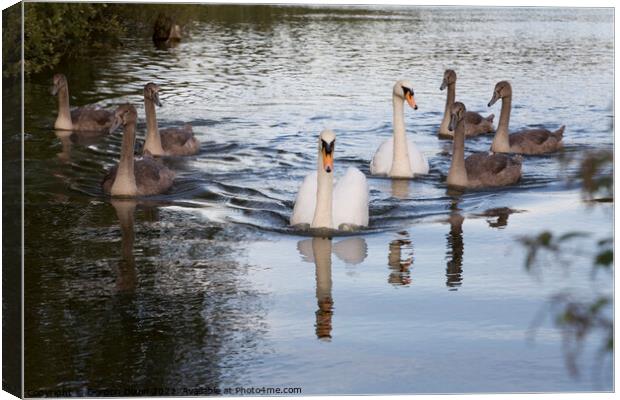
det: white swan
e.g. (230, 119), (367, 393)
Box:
(290, 129), (369, 230)
(370, 80), (429, 178)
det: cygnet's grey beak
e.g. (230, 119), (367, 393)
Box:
(448, 114), (458, 131)
(440, 80), (447, 91)
(153, 92), (162, 107)
(109, 116), (122, 134)
(488, 93), (499, 107)
(51, 85), (59, 96)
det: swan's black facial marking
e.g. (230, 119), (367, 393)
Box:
(402, 86), (418, 110)
(321, 139), (335, 155)
(402, 86), (414, 98)
(321, 138), (335, 173)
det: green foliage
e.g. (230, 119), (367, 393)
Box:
(13, 3), (125, 76)
(547, 293), (613, 376)
(519, 231), (590, 271)
(2, 4), (22, 78)
(594, 238), (613, 268)
(8, 3), (210, 77)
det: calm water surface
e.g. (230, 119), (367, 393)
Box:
(23, 6), (613, 395)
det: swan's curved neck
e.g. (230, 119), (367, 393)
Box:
(111, 122), (138, 196)
(55, 85), (73, 130)
(439, 83), (456, 134)
(447, 118), (468, 188)
(144, 97), (165, 155)
(390, 95), (413, 177)
(491, 95), (512, 152)
(312, 151), (333, 229)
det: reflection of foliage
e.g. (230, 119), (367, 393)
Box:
(520, 149), (612, 377)
(10, 3), (398, 78)
(6, 3), (206, 77)
(152, 13), (177, 41)
(21, 3), (125, 76)
(528, 290), (613, 378)
(2, 4), (22, 78)
(578, 150), (613, 202)
(520, 231), (590, 272)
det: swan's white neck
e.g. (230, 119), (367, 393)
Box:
(111, 122), (138, 197)
(439, 83), (456, 135)
(491, 96), (512, 153)
(312, 151), (333, 229)
(447, 118), (469, 188)
(55, 85), (73, 130)
(389, 95), (413, 178)
(144, 98), (165, 155)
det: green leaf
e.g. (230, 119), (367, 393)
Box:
(595, 250), (613, 267)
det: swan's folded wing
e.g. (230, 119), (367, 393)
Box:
(160, 127), (194, 147)
(135, 157), (175, 195)
(407, 140), (430, 175)
(464, 111), (484, 125)
(511, 129), (550, 146)
(370, 138), (393, 175)
(333, 167), (369, 228)
(290, 171), (317, 226)
(71, 107), (113, 131)
(465, 153), (508, 176)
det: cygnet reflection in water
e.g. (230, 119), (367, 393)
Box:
(54, 130), (74, 163)
(387, 231), (413, 286)
(475, 207), (523, 229)
(443, 198), (464, 290)
(297, 237), (368, 340)
(445, 212), (465, 290)
(111, 199), (137, 293)
(54, 129), (108, 163)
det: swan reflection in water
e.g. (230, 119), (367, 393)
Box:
(443, 197), (464, 290)
(54, 129), (112, 163)
(445, 211), (465, 290)
(54, 130), (73, 163)
(111, 199), (137, 293)
(297, 237), (368, 341)
(476, 207), (520, 229)
(388, 231), (413, 286)
(390, 179), (410, 200)
(444, 202), (519, 290)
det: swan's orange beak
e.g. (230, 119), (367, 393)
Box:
(323, 151), (334, 173)
(405, 92), (417, 110)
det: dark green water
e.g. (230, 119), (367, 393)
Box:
(22, 5), (612, 395)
